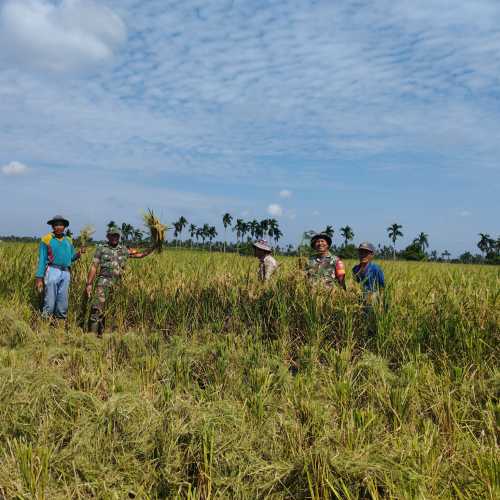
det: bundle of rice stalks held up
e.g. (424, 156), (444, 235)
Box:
(143, 209), (168, 252)
(78, 225), (95, 247)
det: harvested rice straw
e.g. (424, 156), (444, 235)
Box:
(78, 225), (95, 247)
(143, 209), (168, 252)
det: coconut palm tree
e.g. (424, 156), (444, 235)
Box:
(273, 227), (283, 246)
(323, 225), (334, 240)
(107, 221), (116, 230)
(414, 232), (429, 253)
(189, 224), (197, 248)
(442, 250), (451, 261)
(121, 222), (133, 242)
(340, 225), (354, 247)
(207, 226), (217, 250)
(477, 233), (492, 257)
(222, 213), (233, 252)
(249, 220), (260, 239)
(267, 219), (278, 242)
(177, 216), (188, 246)
(233, 219), (245, 243)
(387, 223), (403, 260)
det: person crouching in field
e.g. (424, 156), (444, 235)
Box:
(35, 215), (85, 323)
(352, 242), (385, 300)
(85, 225), (154, 336)
(305, 233), (346, 290)
(252, 239), (279, 282)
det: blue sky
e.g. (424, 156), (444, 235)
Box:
(0, 0), (499, 255)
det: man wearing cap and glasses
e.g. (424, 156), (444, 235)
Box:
(252, 239), (279, 282)
(305, 233), (346, 290)
(352, 242), (385, 298)
(85, 225), (154, 335)
(35, 215), (85, 322)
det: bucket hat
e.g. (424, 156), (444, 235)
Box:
(47, 215), (69, 227)
(310, 233), (332, 249)
(358, 241), (375, 253)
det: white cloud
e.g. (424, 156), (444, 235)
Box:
(459, 210), (472, 217)
(0, 0), (126, 73)
(279, 189), (293, 199)
(267, 204), (283, 217)
(1, 161), (29, 176)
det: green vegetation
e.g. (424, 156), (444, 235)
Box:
(0, 243), (498, 498)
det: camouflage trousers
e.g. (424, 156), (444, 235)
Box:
(90, 278), (119, 328)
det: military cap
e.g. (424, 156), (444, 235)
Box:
(358, 241), (375, 253)
(47, 215), (70, 227)
(106, 225), (122, 236)
(310, 233), (332, 248)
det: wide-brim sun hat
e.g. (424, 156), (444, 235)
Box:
(253, 239), (272, 252)
(358, 241), (375, 253)
(47, 215), (70, 227)
(310, 233), (332, 249)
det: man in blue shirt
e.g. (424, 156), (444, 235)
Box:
(352, 242), (385, 296)
(35, 215), (84, 321)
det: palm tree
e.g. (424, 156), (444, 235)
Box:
(107, 221), (116, 229)
(477, 233), (492, 256)
(233, 219), (245, 243)
(340, 225), (354, 246)
(176, 216), (188, 246)
(189, 224), (197, 248)
(173, 221), (182, 246)
(200, 224), (210, 246)
(323, 225), (334, 240)
(414, 232), (429, 253)
(222, 213), (233, 252)
(208, 226), (217, 250)
(442, 250), (451, 261)
(259, 219), (269, 240)
(250, 220), (260, 239)
(387, 223), (403, 260)
(267, 219), (278, 242)
(273, 227), (283, 246)
(133, 228), (143, 243)
(121, 222), (133, 242)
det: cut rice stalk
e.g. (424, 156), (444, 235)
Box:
(78, 225), (95, 247)
(143, 209), (168, 252)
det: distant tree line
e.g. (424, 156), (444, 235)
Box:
(1, 217), (498, 264)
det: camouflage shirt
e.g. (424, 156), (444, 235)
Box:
(92, 243), (129, 282)
(305, 253), (346, 286)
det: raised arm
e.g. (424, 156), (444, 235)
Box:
(128, 246), (154, 259)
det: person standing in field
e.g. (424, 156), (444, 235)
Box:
(252, 239), (279, 282)
(352, 242), (385, 300)
(85, 225), (154, 335)
(35, 215), (85, 322)
(305, 233), (346, 290)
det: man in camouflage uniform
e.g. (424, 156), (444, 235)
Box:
(305, 233), (346, 290)
(85, 225), (153, 335)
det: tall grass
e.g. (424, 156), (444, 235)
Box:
(0, 243), (498, 498)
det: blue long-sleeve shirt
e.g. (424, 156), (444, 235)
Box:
(352, 262), (385, 293)
(35, 233), (79, 278)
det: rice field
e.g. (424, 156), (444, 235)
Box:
(0, 242), (498, 498)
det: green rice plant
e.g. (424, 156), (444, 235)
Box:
(0, 242), (498, 498)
